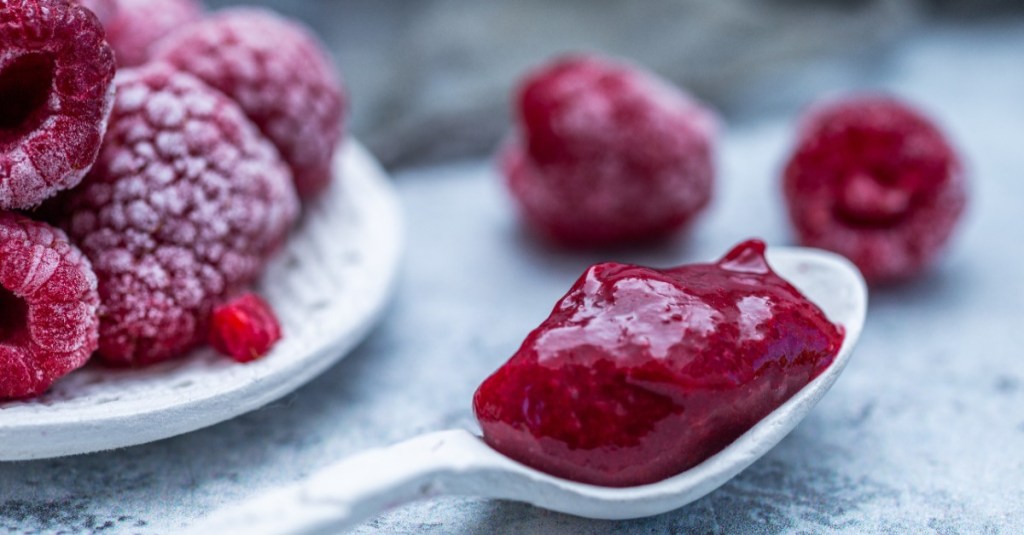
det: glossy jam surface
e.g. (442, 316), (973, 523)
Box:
(473, 240), (844, 487)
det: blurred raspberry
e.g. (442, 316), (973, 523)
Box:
(0, 211), (99, 400)
(0, 0), (115, 210)
(783, 95), (967, 283)
(78, 0), (203, 67)
(58, 63), (298, 366)
(503, 54), (717, 247)
(154, 8), (346, 199)
(209, 293), (282, 363)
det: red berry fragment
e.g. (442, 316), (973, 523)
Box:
(503, 55), (716, 247)
(783, 95), (967, 283)
(154, 8), (346, 199)
(0, 0), (115, 210)
(0, 211), (99, 400)
(78, 0), (203, 67)
(473, 239), (844, 487)
(209, 293), (282, 363)
(59, 63), (298, 367)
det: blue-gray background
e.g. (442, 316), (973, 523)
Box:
(3, 2), (1023, 533)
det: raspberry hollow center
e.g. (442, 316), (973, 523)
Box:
(0, 287), (28, 345)
(0, 53), (55, 144)
(837, 171), (912, 227)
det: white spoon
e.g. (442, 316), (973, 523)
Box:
(188, 246), (867, 535)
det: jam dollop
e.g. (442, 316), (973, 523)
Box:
(473, 239), (844, 487)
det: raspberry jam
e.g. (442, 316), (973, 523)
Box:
(473, 240), (844, 487)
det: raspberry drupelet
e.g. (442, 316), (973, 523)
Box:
(209, 293), (282, 363)
(0, 0), (115, 210)
(783, 95), (967, 283)
(502, 54), (717, 247)
(0, 211), (100, 400)
(58, 63), (299, 366)
(77, 0), (203, 67)
(153, 8), (346, 200)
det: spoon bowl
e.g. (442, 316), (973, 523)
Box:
(189, 245), (867, 534)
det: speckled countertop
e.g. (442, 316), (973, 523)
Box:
(2, 22), (1023, 535)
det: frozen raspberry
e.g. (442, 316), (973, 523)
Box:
(0, 211), (100, 400)
(209, 293), (282, 363)
(58, 63), (298, 366)
(77, 0), (203, 67)
(474, 240), (844, 486)
(0, 0), (115, 210)
(783, 96), (967, 283)
(153, 8), (346, 200)
(502, 55), (716, 247)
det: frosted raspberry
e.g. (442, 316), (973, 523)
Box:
(153, 8), (346, 199)
(58, 63), (299, 366)
(0, 0), (115, 210)
(783, 96), (967, 283)
(0, 211), (99, 400)
(77, 0), (203, 67)
(503, 55), (717, 247)
(209, 293), (282, 363)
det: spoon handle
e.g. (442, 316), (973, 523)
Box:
(186, 429), (495, 535)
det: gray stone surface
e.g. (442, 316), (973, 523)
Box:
(3, 20), (1024, 535)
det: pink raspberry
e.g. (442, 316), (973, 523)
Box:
(77, 0), (203, 67)
(0, 0), (115, 210)
(58, 63), (299, 366)
(153, 8), (346, 200)
(783, 95), (967, 283)
(0, 211), (100, 400)
(503, 55), (717, 247)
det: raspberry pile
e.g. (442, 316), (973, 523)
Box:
(0, 0), (115, 210)
(153, 8), (347, 199)
(60, 63), (298, 366)
(0, 0), (346, 399)
(503, 55), (717, 247)
(783, 96), (966, 282)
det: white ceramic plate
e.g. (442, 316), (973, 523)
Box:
(0, 141), (403, 461)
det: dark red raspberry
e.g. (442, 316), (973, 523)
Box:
(209, 293), (282, 363)
(0, 0), (115, 210)
(78, 0), (203, 67)
(474, 240), (844, 486)
(153, 8), (346, 200)
(783, 95), (967, 283)
(0, 211), (100, 400)
(58, 63), (299, 367)
(502, 55), (716, 247)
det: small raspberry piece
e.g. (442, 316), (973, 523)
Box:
(77, 0), (203, 67)
(503, 55), (717, 247)
(209, 293), (282, 363)
(0, 0), (115, 210)
(59, 63), (299, 366)
(0, 211), (99, 400)
(783, 96), (967, 283)
(153, 8), (346, 199)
